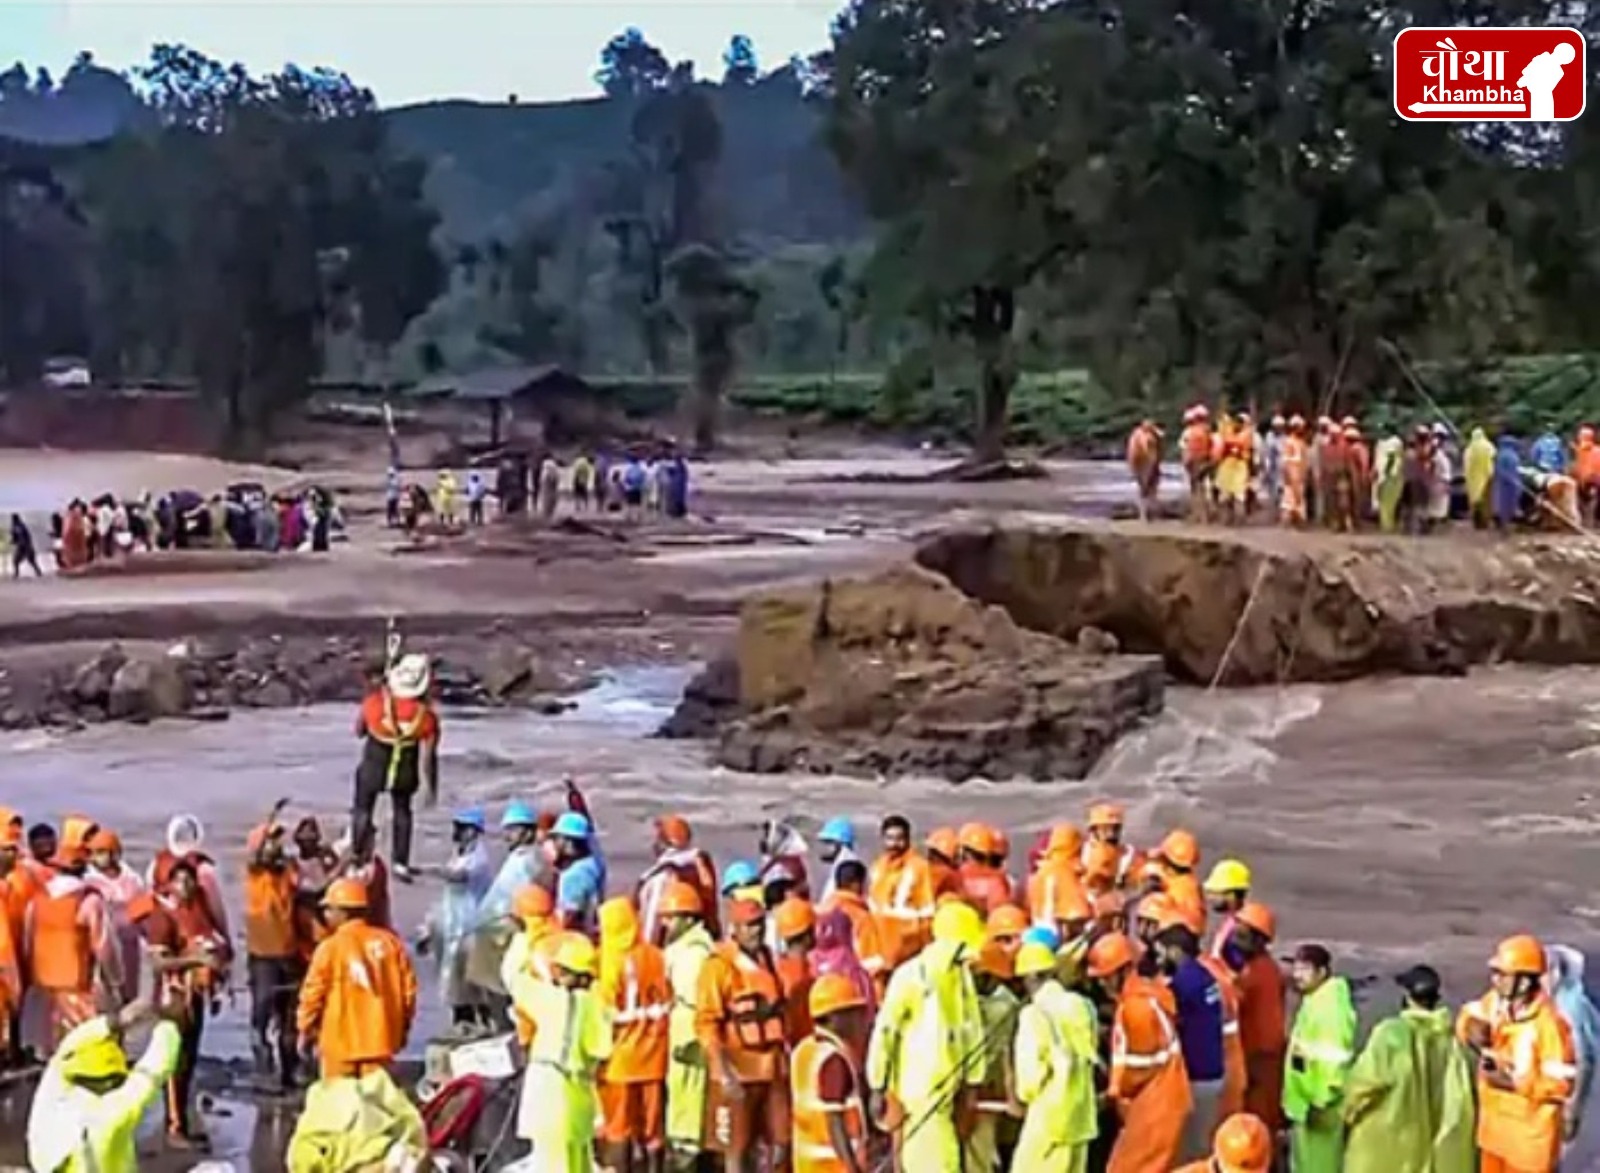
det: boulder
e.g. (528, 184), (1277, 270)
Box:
(106, 654), (191, 720)
(69, 643), (128, 705)
(656, 656), (741, 739)
(916, 520), (1600, 685)
(707, 564), (1165, 782)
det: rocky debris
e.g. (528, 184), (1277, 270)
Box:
(692, 564), (1165, 782)
(107, 654), (191, 721)
(656, 656), (741, 739)
(915, 520), (1600, 686)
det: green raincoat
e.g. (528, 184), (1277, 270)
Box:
(1343, 1005), (1476, 1173)
(1374, 436), (1405, 532)
(1465, 428), (1496, 508)
(1284, 974), (1359, 1173)
(965, 984), (1022, 1173)
(1012, 980), (1099, 1173)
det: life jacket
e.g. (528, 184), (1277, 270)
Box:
(1080, 841), (1139, 890)
(361, 690), (435, 789)
(151, 848), (213, 893)
(712, 942), (787, 1055)
(29, 875), (93, 992)
(1180, 425), (1212, 468)
(163, 892), (230, 996)
(791, 1028), (868, 1173)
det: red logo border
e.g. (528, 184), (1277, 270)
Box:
(1393, 25), (1588, 123)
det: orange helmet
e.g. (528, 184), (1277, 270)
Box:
(655, 815), (692, 849)
(657, 881), (703, 918)
(513, 884), (554, 921)
(973, 939), (1017, 979)
(958, 823), (1003, 858)
(1137, 892), (1173, 926)
(986, 904), (1029, 940)
(1234, 901), (1277, 942)
(1154, 901), (1205, 936)
(809, 972), (867, 1019)
(926, 827), (959, 861)
(1043, 824), (1083, 859)
(775, 898), (817, 942)
(1159, 830), (1200, 870)
(1086, 932), (1138, 979)
(323, 877), (369, 911)
(1212, 1113), (1273, 1173)
(1086, 803), (1124, 830)
(1053, 886), (1094, 924)
(1490, 934), (1547, 975)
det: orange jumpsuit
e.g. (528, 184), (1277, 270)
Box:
(1027, 856), (1089, 928)
(867, 852), (936, 970)
(1198, 955), (1247, 1123)
(296, 918), (418, 1080)
(1081, 841), (1144, 893)
(1233, 952), (1287, 1131)
(1460, 991), (1576, 1173)
(696, 941), (791, 1162)
(598, 903), (672, 1152)
(24, 872), (115, 1046)
(1108, 973), (1192, 1172)
(1163, 871), (1208, 933)
(957, 861), (1016, 917)
(778, 951), (816, 1044)
(1181, 423), (1214, 517)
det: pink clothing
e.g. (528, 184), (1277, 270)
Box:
(812, 907), (876, 1014)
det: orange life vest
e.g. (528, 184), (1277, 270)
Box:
(791, 1028), (867, 1173)
(29, 878), (92, 992)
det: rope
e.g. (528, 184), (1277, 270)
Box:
(1205, 561), (1272, 693)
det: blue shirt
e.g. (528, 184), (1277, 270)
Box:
(1170, 957), (1226, 1082)
(1532, 432), (1567, 473)
(557, 855), (605, 933)
(622, 461), (645, 491)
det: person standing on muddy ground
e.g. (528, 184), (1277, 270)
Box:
(1284, 943), (1357, 1173)
(572, 451), (595, 511)
(539, 453), (563, 521)
(352, 652), (439, 885)
(243, 813), (305, 1092)
(466, 469), (486, 526)
(152, 859), (231, 1149)
(9, 514), (41, 577)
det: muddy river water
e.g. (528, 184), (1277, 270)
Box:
(2, 662), (1600, 1168)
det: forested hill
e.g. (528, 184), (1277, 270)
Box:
(385, 77), (863, 246)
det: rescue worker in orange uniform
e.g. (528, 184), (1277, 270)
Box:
(1082, 803), (1142, 891)
(1126, 418), (1164, 522)
(696, 898), (791, 1173)
(985, 904), (1029, 961)
(1155, 829), (1207, 932)
(775, 897), (819, 1044)
(0, 818), (26, 1062)
(352, 651), (440, 883)
(819, 859), (887, 991)
(1027, 824), (1088, 931)
(1280, 415), (1310, 525)
(1089, 931), (1192, 1173)
(924, 827), (963, 899)
(1181, 405), (1215, 522)
(790, 973), (870, 1173)
(638, 814), (721, 947)
(1458, 935), (1577, 1173)
(867, 815), (936, 970)
(503, 884), (561, 1048)
(597, 895), (672, 1173)
(1227, 902), (1287, 1132)
(1172, 1112), (1274, 1173)
(957, 823), (1015, 915)
(243, 817), (303, 1092)
(1576, 424), (1600, 525)
(295, 877), (418, 1081)
(25, 817), (119, 1049)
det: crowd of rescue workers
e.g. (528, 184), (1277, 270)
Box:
(2, 648), (1592, 1173)
(1125, 406), (1600, 532)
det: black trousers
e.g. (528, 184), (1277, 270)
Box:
(352, 764), (415, 868)
(248, 955), (303, 1086)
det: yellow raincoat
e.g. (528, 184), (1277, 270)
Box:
(965, 983), (1022, 1173)
(286, 1067), (428, 1173)
(866, 940), (986, 1172)
(510, 966), (612, 1170)
(1013, 980), (1100, 1173)
(664, 921), (716, 1154)
(1342, 1005), (1476, 1173)
(1465, 428), (1496, 509)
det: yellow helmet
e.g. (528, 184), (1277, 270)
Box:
(553, 932), (598, 977)
(61, 1035), (130, 1083)
(1203, 859), (1252, 894)
(1014, 942), (1058, 978)
(932, 901), (986, 952)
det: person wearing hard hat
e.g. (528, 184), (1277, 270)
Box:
(1154, 829), (1207, 932)
(1283, 943), (1358, 1173)
(597, 896), (672, 1173)
(26, 815), (121, 1051)
(417, 807), (494, 1034)
(964, 941), (1022, 1173)
(985, 904), (1030, 960)
(509, 931), (612, 1170)
(868, 815), (937, 971)
(791, 973), (872, 1173)
(1082, 803), (1142, 892)
(1151, 903), (1228, 1161)
(923, 826), (963, 899)
(551, 807), (606, 934)
(816, 817), (860, 904)
(1027, 824), (1087, 930)
(468, 802), (548, 1008)
(502, 885), (561, 1050)
(294, 878), (417, 1082)
(776, 898), (820, 1042)
(1010, 940), (1098, 1172)
(638, 814), (720, 947)
(721, 859), (763, 905)
(1224, 902), (1286, 1133)
(1086, 931), (1191, 1172)
(865, 900), (987, 1172)
(1342, 963), (1475, 1173)
(1171, 1111), (1274, 1173)
(697, 898), (791, 1173)
(25, 991), (185, 1173)
(1203, 859), (1251, 965)
(1180, 405), (1215, 523)
(659, 880), (716, 1166)
(957, 823), (1016, 916)
(1459, 935), (1576, 1173)
(352, 650), (439, 884)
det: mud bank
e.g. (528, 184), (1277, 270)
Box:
(916, 520), (1600, 685)
(661, 564), (1165, 782)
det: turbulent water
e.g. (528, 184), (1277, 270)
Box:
(3, 662), (1600, 1167)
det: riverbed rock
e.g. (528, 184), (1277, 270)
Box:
(656, 656), (741, 739)
(107, 654), (190, 720)
(708, 564), (1165, 782)
(69, 643), (128, 705)
(915, 520), (1600, 685)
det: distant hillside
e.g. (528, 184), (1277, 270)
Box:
(383, 76), (864, 247)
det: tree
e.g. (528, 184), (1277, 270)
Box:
(669, 244), (759, 452)
(595, 28), (671, 99)
(723, 35), (759, 86)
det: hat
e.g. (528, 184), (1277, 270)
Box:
(728, 899), (766, 927)
(1395, 964), (1441, 1001)
(551, 812), (591, 840)
(501, 801), (538, 829)
(452, 807), (487, 832)
(818, 817), (855, 848)
(386, 653), (431, 700)
(61, 1034), (130, 1083)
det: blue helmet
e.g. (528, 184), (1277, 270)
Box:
(1021, 925), (1061, 953)
(721, 859), (759, 894)
(819, 817), (855, 848)
(451, 807), (486, 832)
(551, 811), (592, 840)
(501, 801), (538, 829)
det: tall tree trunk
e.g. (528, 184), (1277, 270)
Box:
(970, 285), (1017, 463)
